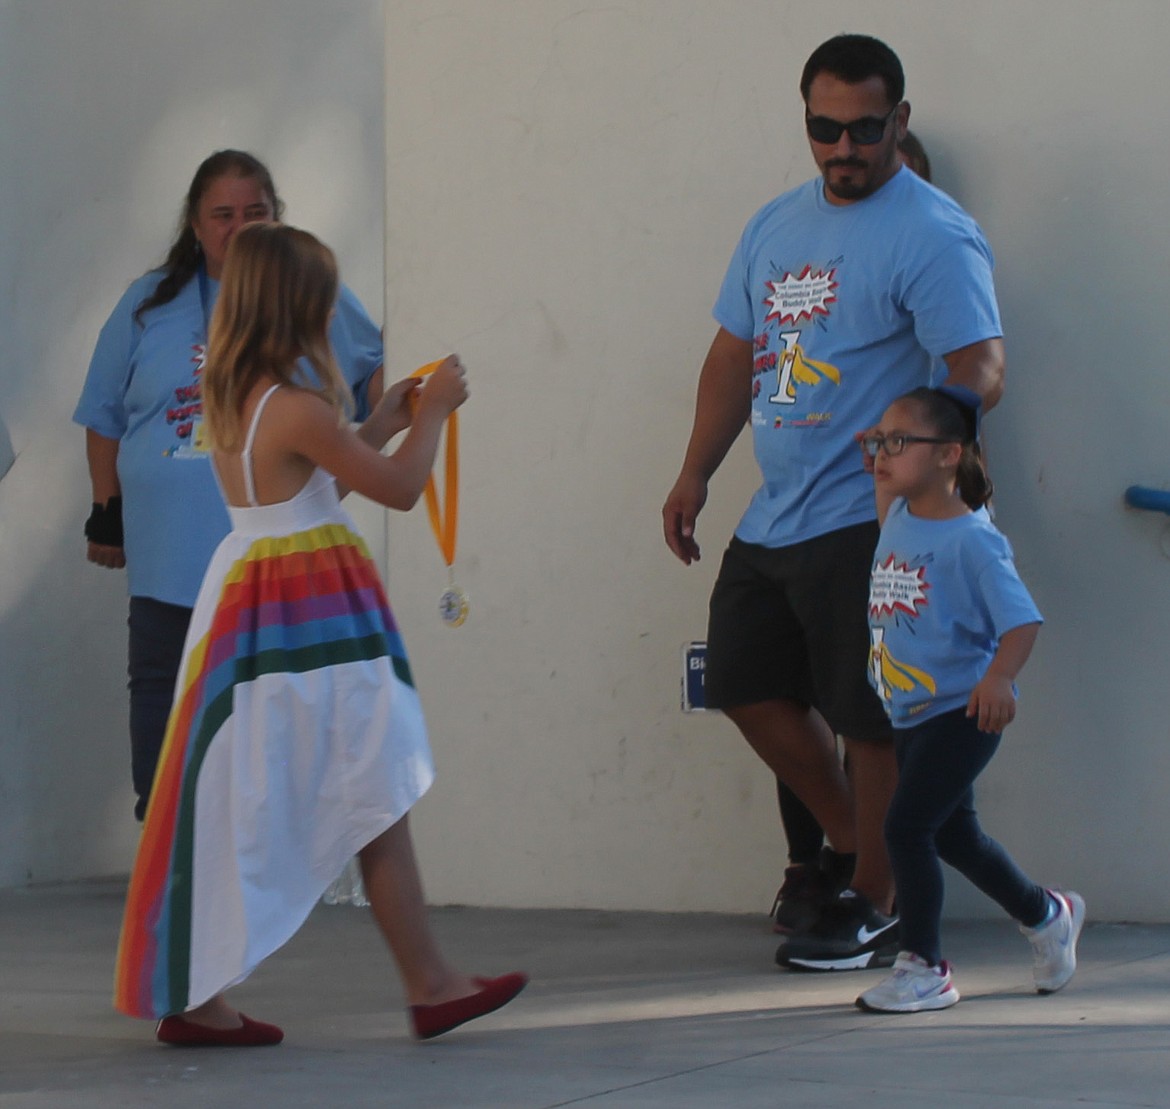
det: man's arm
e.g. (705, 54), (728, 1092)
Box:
(662, 327), (753, 564)
(942, 337), (1005, 411)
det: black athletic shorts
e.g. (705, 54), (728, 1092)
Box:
(705, 522), (892, 742)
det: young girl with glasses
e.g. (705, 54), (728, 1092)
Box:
(855, 386), (1083, 1012)
(114, 223), (525, 1045)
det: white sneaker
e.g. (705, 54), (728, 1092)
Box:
(856, 951), (960, 1013)
(1022, 889), (1085, 993)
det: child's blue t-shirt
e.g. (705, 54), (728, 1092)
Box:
(74, 269), (382, 607)
(714, 168), (1001, 548)
(868, 498), (1043, 727)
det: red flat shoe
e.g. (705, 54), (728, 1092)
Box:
(409, 972), (528, 1040)
(156, 1012), (285, 1047)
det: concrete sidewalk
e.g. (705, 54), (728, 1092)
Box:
(1, 880), (1167, 1108)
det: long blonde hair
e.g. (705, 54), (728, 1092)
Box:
(202, 222), (352, 450)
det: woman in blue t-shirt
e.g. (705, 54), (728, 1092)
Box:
(854, 386), (1084, 1013)
(75, 150), (389, 821)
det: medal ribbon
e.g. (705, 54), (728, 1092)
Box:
(409, 360), (459, 573)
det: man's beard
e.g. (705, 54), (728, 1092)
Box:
(824, 160), (872, 201)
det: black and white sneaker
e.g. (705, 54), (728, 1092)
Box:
(776, 891), (899, 971)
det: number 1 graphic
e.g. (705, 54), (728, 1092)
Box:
(768, 330), (801, 405)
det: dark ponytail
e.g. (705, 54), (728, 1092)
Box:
(901, 386), (993, 510)
(133, 150), (284, 325)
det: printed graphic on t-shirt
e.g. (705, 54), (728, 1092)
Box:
(751, 262), (843, 428)
(163, 339), (210, 459)
(764, 264), (837, 326)
(868, 553), (936, 706)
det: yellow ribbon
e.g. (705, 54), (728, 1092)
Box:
(409, 360), (459, 570)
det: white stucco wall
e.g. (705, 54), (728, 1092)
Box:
(0, 0), (385, 886)
(385, 1), (1170, 918)
(5, 1), (1168, 922)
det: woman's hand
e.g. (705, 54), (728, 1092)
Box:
(86, 541), (126, 569)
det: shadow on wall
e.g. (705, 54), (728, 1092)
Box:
(0, 419), (13, 481)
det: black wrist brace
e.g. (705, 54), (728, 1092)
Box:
(84, 495), (124, 547)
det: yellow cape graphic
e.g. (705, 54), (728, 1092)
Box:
(783, 344), (841, 400)
(871, 643), (936, 698)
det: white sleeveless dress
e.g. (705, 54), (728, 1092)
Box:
(115, 385), (433, 1018)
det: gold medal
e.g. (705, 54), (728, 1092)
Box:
(411, 359), (465, 627)
(439, 581), (470, 627)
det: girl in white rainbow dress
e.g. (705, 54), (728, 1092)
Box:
(115, 223), (525, 1045)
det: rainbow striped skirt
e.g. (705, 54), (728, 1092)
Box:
(115, 474), (433, 1019)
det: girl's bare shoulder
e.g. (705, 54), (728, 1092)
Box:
(260, 382), (337, 427)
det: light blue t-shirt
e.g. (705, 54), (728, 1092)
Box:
(714, 167), (1002, 548)
(867, 498), (1043, 727)
(74, 267), (382, 607)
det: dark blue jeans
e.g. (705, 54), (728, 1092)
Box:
(127, 597), (192, 821)
(885, 708), (1048, 965)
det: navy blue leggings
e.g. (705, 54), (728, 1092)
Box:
(127, 597), (191, 821)
(885, 708), (1048, 965)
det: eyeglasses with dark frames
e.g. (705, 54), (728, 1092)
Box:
(805, 105), (898, 146)
(861, 432), (958, 459)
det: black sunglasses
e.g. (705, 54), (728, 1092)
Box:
(805, 105), (897, 146)
(861, 432), (957, 459)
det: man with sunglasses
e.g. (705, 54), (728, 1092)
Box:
(663, 34), (1004, 971)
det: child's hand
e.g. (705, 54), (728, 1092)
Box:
(369, 375), (422, 440)
(418, 354), (469, 416)
(966, 674), (1017, 734)
(965, 624), (1039, 734)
